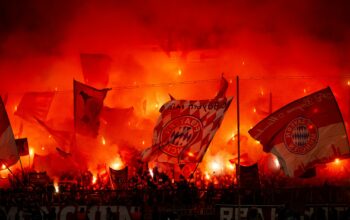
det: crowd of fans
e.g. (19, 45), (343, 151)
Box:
(1, 166), (350, 219)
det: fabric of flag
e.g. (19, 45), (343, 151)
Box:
(80, 53), (112, 88)
(239, 163), (260, 189)
(0, 97), (19, 167)
(35, 118), (73, 149)
(74, 80), (110, 137)
(215, 76), (229, 99)
(15, 138), (29, 156)
(28, 172), (50, 185)
(109, 166), (128, 186)
(248, 87), (350, 177)
(15, 92), (55, 122)
(229, 152), (255, 166)
(143, 96), (233, 164)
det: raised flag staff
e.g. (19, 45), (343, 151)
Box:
(236, 75), (241, 220)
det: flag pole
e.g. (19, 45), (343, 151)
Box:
(3, 163), (22, 186)
(236, 75), (241, 220)
(269, 92), (273, 114)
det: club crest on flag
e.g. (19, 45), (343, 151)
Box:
(160, 115), (202, 157)
(284, 117), (319, 155)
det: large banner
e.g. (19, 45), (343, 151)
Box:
(0, 205), (141, 220)
(217, 204), (350, 220)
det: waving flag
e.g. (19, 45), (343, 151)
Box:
(74, 80), (110, 137)
(0, 97), (19, 167)
(109, 166), (128, 188)
(35, 118), (73, 149)
(249, 87), (350, 177)
(15, 92), (55, 122)
(80, 53), (112, 88)
(142, 77), (232, 164)
(15, 138), (29, 156)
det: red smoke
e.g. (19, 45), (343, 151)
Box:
(0, 0), (350, 184)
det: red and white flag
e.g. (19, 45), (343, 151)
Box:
(15, 92), (55, 122)
(142, 95), (232, 164)
(74, 80), (110, 137)
(0, 97), (19, 167)
(249, 87), (350, 177)
(80, 53), (112, 88)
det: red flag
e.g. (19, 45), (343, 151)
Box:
(15, 138), (29, 156)
(80, 53), (112, 88)
(109, 166), (128, 187)
(229, 152), (255, 166)
(74, 80), (110, 137)
(142, 94), (232, 164)
(249, 87), (350, 177)
(15, 92), (55, 122)
(56, 147), (72, 158)
(0, 97), (19, 167)
(28, 171), (50, 185)
(35, 118), (73, 149)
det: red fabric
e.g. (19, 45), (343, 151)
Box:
(74, 80), (109, 137)
(249, 87), (350, 177)
(15, 92), (55, 122)
(15, 138), (29, 156)
(0, 97), (19, 166)
(36, 118), (73, 149)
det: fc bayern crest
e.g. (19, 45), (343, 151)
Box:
(160, 116), (203, 157)
(284, 117), (319, 155)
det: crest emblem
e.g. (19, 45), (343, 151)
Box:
(284, 117), (319, 155)
(160, 116), (202, 157)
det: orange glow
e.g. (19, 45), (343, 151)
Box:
(303, 88), (307, 93)
(101, 136), (106, 145)
(188, 152), (194, 157)
(92, 176), (97, 184)
(29, 148), (34, 157)
(54, 183), (59, 193)
(274, 158), (280, 168)
(255, 140), (260, 144)
(347, 81), (350, 86)
(253, 107), (256, 113)
(178, 69), (182, 76)
(211, 161), (221, 172)
(14, 105), (17, 112)
(149, 168), (154, 178)
(142, 140), (145, 145)
(227, 163), (235, 170)
(1, 164), (6, 170)
(205, 172), (210, 180)
(335, 158), (340, 164)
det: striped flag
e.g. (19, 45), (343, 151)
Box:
(0, 97), (19, 167)
(249, 87), (350, 177)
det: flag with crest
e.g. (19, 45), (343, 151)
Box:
(142, 76), (232, 164)
(249, 87), (350, 177)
